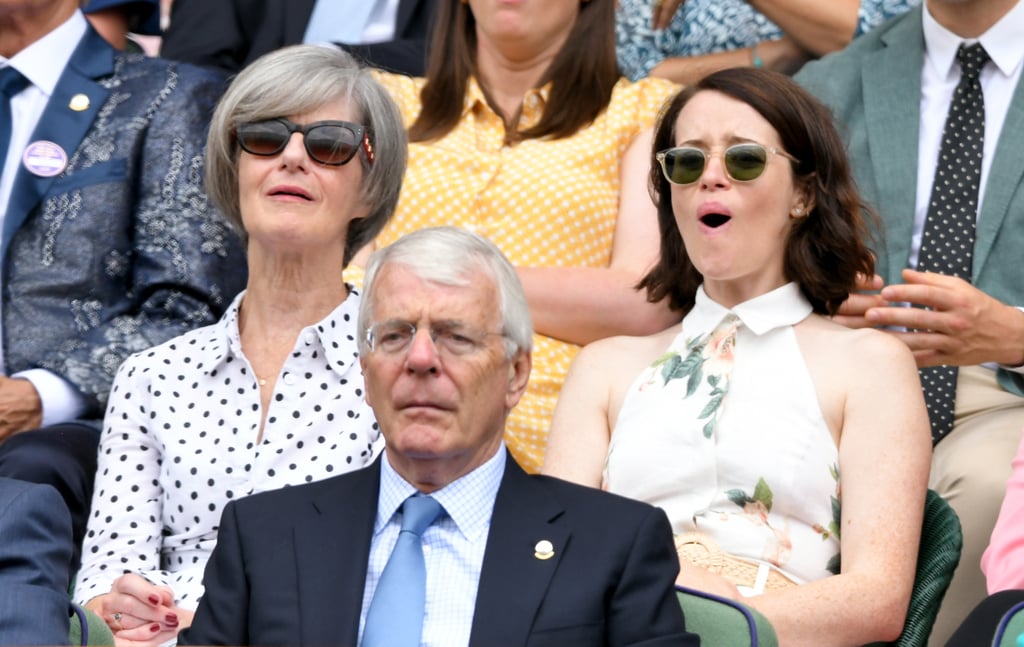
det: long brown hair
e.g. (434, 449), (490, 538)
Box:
(639, 68), (877, 316)
(408, 0), (619, 144)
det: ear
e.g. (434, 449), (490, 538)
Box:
(790, 181), (816, 219)
(504, 350), (532, 411)
(360, 355), (374, 408)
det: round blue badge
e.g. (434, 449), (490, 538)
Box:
(22, 140), (68, 177)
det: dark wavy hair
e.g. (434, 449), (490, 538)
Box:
(639, 67), (876, 316)
(408, 0), (618, 145)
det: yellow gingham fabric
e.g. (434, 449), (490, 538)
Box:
(361, 72), (676, 472)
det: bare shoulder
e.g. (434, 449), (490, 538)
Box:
(796, 315), (915, 368)
(574, 325), (679, 377)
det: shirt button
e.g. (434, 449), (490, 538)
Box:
(304, 332), (316, 345)
(283, 373), (296, 386)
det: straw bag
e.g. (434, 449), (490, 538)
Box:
(675, 532), (798, 593)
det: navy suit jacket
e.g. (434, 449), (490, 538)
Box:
(2, 26), (247, 420)
(179, 453), (698, 647)
(0, 478), (73, 646)
(160, 0), (437, 77)
(796, 5), (1024, 396)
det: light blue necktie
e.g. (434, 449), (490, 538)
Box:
(1, 66), (29, 178)
(362, 495), (444, 647)
(303, 0), (378, 45)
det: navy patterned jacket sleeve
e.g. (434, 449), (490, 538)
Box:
(2, 29), (248, 420)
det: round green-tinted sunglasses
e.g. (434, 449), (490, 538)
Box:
(656, 143), (798, 185)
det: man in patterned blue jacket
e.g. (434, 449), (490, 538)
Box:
(0, 0), (246, 572)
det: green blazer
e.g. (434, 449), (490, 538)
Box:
(795, 5), (1024, 395)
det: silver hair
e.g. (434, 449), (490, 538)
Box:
(205, 44), (407, 266)
(357, 227), (534, 358)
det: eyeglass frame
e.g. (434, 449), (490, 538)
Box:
(655, 142), (798, 185)
(235, 117), (375, 166)
(364, 320), (510, 358)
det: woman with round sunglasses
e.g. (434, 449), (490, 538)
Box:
(543, 67), (931, 645)
(74, 45), (406, 645)
(347, 0), (680, 474)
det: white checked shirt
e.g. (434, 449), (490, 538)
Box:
(358, 446), (505, 647)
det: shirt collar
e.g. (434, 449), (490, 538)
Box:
(463, 75), (551, 129)
(923, 1), (1024, 80)
(201, 287), (363, 377)
(376, 443), (506, 541)
(683, 283), (813, 337)
(1, 10), (87, 97)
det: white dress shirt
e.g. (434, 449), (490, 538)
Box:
(302, 0), (400, 45)
(912, 1), (1024, 269)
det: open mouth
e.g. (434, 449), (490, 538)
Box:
(699, 214), (731, 228)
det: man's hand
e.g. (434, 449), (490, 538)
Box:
(833, 273), (887, 329)
(865, 269), (1024, 367)
(0, 376), (42, 442)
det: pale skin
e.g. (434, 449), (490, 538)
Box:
(353, 0), (677, 345)
(85, 99), (370, 646)
(831, 0), (1024, 367)
(543, 90), (931, 645)
(360, 264), (532, 492)
(645, 0), (861, 84)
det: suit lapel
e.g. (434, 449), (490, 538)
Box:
(2, 27), (112, 262)
(861, 9), (926, 284)
(286, 0), (318, 44)
(974, 73), (1024, 277)
(394, 0), (419, 35)
(468, 456), (570, 645)
(294, 461), (380, 647)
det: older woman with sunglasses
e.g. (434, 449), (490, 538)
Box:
(346, 0), (680, 474)
(74, 45), (405, 646)
(543, 68), (930, 645)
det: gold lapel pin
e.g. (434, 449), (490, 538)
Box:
(534, 539), (555, 560)
(69, 94), (90, 112)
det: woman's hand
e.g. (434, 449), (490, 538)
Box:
(675, 559), (743, 601)
(85, 573), (193, 647)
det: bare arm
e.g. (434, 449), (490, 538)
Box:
(747, 0), (860, 55)
(542, 342), (618, 486)
(518, 129), (679, 345)
(745, 330), (931, 645)
(648, 37), (808, 86)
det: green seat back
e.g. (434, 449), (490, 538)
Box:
(676, 586), (779, 647)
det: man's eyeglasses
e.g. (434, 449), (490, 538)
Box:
(236, 118), (374, 166)
(656, 143), (797, 185)
(365, 321), (507, 357)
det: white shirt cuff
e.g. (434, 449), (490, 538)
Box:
(11, 368), (89, 426)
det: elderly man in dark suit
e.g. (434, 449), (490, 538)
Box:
(160, 0), (437, 77)
(179, 227), (698, 647)
(0, 0), (246, 572)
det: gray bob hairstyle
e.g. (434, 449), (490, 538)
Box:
(205, 44), (407, 266)
(357, 227), (534, 359)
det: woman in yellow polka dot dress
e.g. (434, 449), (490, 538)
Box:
(351, 0), (680, 472)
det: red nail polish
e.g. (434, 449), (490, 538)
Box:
(166, 614), (179, 625)
(149, 595), (160, 605)
(150, 624), (160, 633)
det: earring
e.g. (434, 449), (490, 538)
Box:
(792, 207), (804, 217)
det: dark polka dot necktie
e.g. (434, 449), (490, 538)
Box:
(917, 42), (989, 444)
